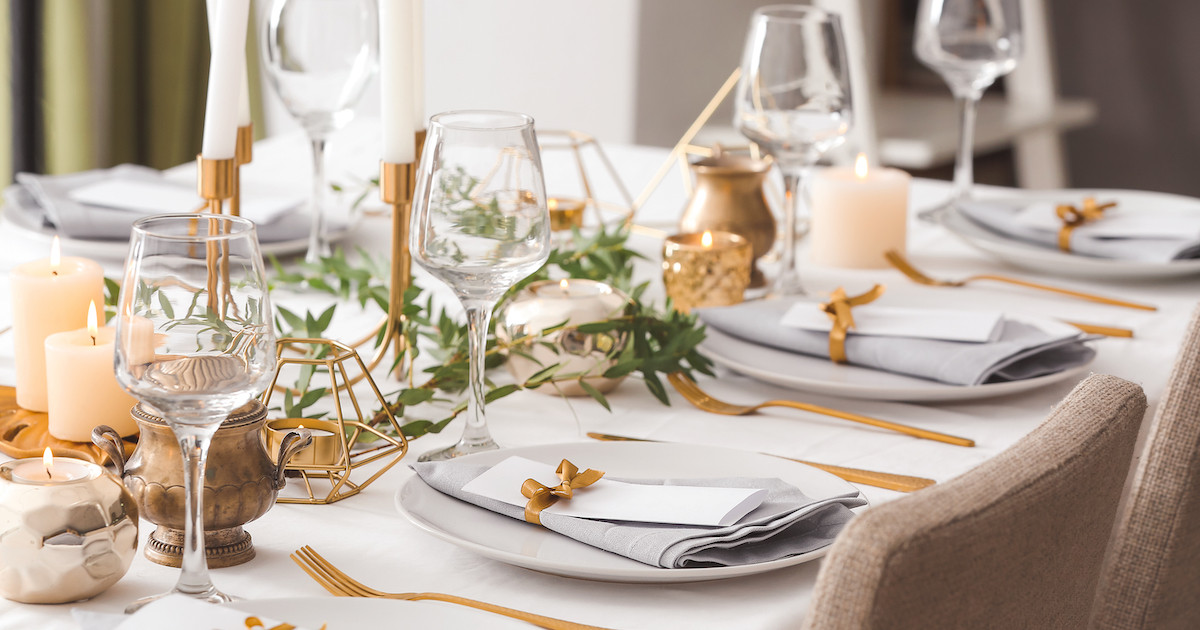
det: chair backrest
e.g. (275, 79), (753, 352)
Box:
(1091, 305), (1200, 630)
(802, 374), (1147, 630)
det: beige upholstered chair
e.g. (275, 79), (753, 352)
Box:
(1090, 306), (1200, 630)
(802, 374), (1147, 630)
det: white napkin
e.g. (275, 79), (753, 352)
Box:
(73, 594), (317, 630)
(958, 198), (1200, 262)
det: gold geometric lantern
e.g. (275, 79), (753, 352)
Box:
(261, 338), (408, 504)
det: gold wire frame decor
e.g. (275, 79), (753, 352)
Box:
(261, 338), (408, 505)
(537, 129), (636, 230)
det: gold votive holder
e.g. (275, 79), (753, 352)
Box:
(0, 456), (138, 603)
(265, 418), (345, 467)
(662, 230), (752, 313)
(548, 197), (587, 232)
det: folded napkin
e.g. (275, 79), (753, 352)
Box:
(73, 594), (317, 630)
(412, 460), (866, 569)
(697, 299), (1095, 386)
(3, 165), (314, 244)
(958, 198), (1200, 262)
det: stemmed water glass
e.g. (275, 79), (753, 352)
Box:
(410, 111), (551, 461)
(262, 0), (377, 264)
(734, 5), (853, 295)
(915, 0), (1022, 205)
(115, 215), (277, 610)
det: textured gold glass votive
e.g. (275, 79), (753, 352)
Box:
(548, 197), (587, 232)
(265, 418), (344, 467)
(662, 230), (752, 312)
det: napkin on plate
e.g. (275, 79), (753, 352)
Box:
(957, 198), (1200, 262)
(3, 165), (312, 244)
(411, 460), (866, 569)
(697, 299), (1095, 386)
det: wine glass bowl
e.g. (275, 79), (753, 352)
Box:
(411, 111), (551, 461)
(734, 5), (853, 295)
(115, 214), (276, 609)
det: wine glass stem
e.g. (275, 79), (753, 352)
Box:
(306, 136), (330, 264)
(953, 94), (980, 203)
(776, 165), (810, 295)
(460, 302), (497, 450)
(173, 423), (221, 598)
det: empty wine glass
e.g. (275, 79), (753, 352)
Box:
(262, 0), (377, 263)
(915, 0), (1022, 204)
(734, 5), (854, 295)
(411, 111), (551, 461)
(115, 214), (277, 610)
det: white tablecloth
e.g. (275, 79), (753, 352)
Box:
(1, 122), (1196, 629)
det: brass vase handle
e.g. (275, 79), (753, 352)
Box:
(274, 428), (313, 489)
(91, 425), (126, 474)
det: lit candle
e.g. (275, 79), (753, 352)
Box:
(547, 197), (586, 232)
(380, 0), (417, 163)
(265, 418), (344, 467)
(809, 153), (911, 269)
(200, 0), (250, 159)
(9, 238), (106, 412)
(662, 230), (752, 312)
(44, 302), (139, 442)
(7, 448), (92, 483)
(117, 312), (157, 368)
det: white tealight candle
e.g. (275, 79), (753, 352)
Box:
(45, 302), (139, 442)
(8, 449), (93, 483)
(9, 237), (106, 412)
(809, 154), (912, 269)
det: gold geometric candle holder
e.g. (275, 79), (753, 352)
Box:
(261, 338), (408, 505)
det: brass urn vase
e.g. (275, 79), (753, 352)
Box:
(679, 153), (776, 288)
(92, 400), (310, 568)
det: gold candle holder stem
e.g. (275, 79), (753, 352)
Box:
(196, 156), (236, 313)
(231, 125), (253, 218)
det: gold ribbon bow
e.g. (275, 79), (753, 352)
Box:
(820, 284), (886, 364)
(1056, 198), (1116, 252)
(520, 459), (605, 525)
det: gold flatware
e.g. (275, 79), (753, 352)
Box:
(884, 250), (1157, 312)
(291, 546), (609, 630)
(1063, 320), (1134, 338)
(586, 432), (936, 493)
(667, 372), (974, 448)
(0, 326), (10, 336)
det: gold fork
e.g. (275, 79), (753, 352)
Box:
(884, 250), (1157, 312)
(667, 373), (974, 448)
(291, 546), (610, 630)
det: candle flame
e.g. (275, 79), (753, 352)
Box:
(548, 198), (558, 211)
(50, 236), (61, 271)
(560, 278), (570, 292)
(855, 153), (869, 180)
(43, 447), (53, 478)
(87, 301), (99, 343)
(701, 231), (713, 248)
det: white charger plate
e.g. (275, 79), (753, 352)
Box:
(225, 597), (528, 629)
(699, 317), (1093, 402)
(931, 189), (1200, 279)
(396, 441), (865, 583)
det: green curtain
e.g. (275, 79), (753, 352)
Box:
(0, 0), (11, 186)
(3, 0), (265, 183)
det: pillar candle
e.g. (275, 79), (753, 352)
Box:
(809, 154), (911, 269)
(45, 303), (138, 441)
(201, 0), (250, 159)
(380, 0), (416, 163)
(9, 239), (105, 411)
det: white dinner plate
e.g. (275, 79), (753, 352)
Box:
(931, 189), (1200, 279)
(225, 597), (528, 629)
(396, 441), (865, 583)
(699, 318), (1094, 402)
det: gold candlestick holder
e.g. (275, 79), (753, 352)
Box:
(230, 124), (253, 218)
(196, 155), (235, 214)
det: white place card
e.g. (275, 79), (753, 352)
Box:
(1013, 201), (1200, 238)
(461, 456), (767, 527)
(780, 303), (1004, 343)
(68, 178), (300, 226)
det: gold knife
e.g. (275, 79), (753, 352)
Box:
(586, 432), (936, 493)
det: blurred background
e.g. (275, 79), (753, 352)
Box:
(1, 0), (1197, 196)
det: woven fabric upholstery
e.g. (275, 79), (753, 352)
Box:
(1091, 305), (1200, 629)
(802, 374), (1147, 630)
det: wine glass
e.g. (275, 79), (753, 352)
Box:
(262, 0), (377, 264)
(915, 0), (1022, 204)
(115, 214), (277, 610)
(410, 111), (551, 461)
(734, 5), (854, 295)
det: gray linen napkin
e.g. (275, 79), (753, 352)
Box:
(697, 299), (1096, 386)
(412, 461), (866, 569)
(3, 165), (311, 244)
(957, 199), (1200, 262)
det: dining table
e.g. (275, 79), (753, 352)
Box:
(0, 119), (1196, 630)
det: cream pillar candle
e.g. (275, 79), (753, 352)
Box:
(810, 154), (911, 269)
(200, 0), (250, 159)
(9, 239), (105, 412)
(380, 0), (417, 163)
(45, 302), (138, 441)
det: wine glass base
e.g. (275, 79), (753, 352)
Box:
(124, 585), (234, 614)
(769, 269), (806, 297)
(418, 438), (500, 462)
